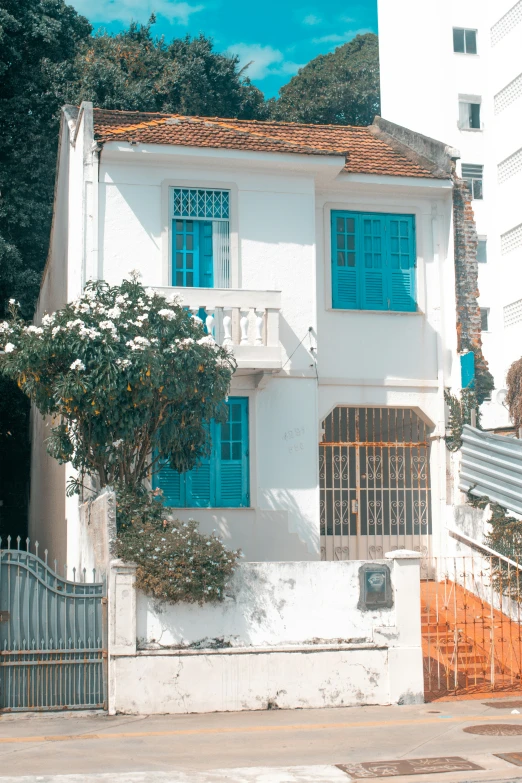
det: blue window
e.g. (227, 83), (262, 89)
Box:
(153, 397), (250, 508)
(171, 188), (230, 289)
(331, 211), (416, 312)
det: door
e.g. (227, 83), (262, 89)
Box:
(172, 219), (214, 288)
(320, 407), (432, 566)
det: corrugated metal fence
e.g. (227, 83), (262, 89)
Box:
(459, 425), (522, 515)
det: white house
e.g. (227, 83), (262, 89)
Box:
(31, 103), (475, 571)
(378, 0), (522, 430)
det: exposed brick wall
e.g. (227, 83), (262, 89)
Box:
(452, 178), (494, 401)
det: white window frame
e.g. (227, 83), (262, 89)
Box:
(458, 95), (482, 131)
(161, 180), (240, 289)
(453, 27), (478, 55)
(322, 200), (427, 315)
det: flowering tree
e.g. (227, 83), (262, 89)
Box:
(0, 279), (235, 496)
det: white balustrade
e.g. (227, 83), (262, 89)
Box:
(153, 287), (281, 356)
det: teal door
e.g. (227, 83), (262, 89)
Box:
(172, 220), (214, 288)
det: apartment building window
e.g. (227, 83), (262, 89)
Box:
(480, 308), (490, 331)
(153, 397), (250, 508)
(462, 164), (484, 199)
(477, 237), (487, 263)
(171, 188), (230, 288)
(331, 211), (416, 312)
(458, 98), (481, 129)
(453, 28), (478, 54)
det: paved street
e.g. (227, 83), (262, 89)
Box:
(3, 698), (522, 782)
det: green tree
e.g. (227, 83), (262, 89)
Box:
(71, 21), (267, 119)
(0, 4), (266, 537)
(0, 279), (235, 494)
(0, 0), (92, 318)
(270, 33), (380, 126)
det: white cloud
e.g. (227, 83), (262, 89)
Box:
(312, 27), (373, 46)
(72, 0), (203, 24)
(226, 43), (304, 81)
(303, 13), (322, 25)
(312, 33), (345, 44)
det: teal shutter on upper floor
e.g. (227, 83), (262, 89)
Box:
(152, 398), (249, 508)
(332, 213), (358, 309)
(331, 211), (416, 312)
(172, 219), (214, 288)
(387, 215), (416, 312)
(198, 222), (214, 288)
(360, 215), (387, 311)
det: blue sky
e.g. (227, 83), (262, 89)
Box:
(69, 0), (378, 98)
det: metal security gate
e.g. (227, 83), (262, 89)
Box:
(0, 538), (106, 712)
(423, 555), (522, 699)
(320, 407), (432, 563)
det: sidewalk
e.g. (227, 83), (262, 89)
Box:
(3, 697), (522, 782)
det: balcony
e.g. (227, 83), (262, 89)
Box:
(153, 287), (282, 371)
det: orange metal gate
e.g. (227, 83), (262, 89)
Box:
(422, 555), (522, 700)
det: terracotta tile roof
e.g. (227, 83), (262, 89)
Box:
(92, 108), (448, 179)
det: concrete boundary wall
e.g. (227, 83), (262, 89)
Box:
(108, 552), (424, 715)
(77, 488), (116, 576)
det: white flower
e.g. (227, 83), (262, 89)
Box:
(41, 313), (55, 326)
(176, 337), (194, 348)
(158, 309), (176, 320)
(112, 439), (123, 449)
(136, 314), (148, 322)
(107, 307), (121, 319)
(197, 335), (215, 347)
(126, 336), (151, 351)
(70, 359), (85, 371)
(0, 321), (11, 333)
(52, 326), (61, 337)
(4, 343), (15, 353)
(99, 320), (117, 333)
(8, 298), (15, 304)
(24, 325), (43, 335)
(116, 358), (132, 368)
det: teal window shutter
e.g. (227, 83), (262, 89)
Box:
(331, 211), (416, 312)
(216, 398), (249, 507)
(332, 212), (358, 308)
(460, 351), (475, 389)
(361, 215), (387, 310)
(172, 219), (214, 289)
(198, 222), (214, 288)
(154, 460), (185, 506)
(152, 398), (249, 508)
(173, 220), (199, 287)
(186, 460), (212, 507)
(387, 216), (416, 312)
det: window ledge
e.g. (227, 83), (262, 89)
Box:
(459, 128), (483, 133)
(166, 507), (255, 512)
(329, 308), (424, 316)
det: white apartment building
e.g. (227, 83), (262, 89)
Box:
(31, 103), (466, 571)
(379, 0), (522, 429)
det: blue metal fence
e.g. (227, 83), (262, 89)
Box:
(0, 537), (106, 712)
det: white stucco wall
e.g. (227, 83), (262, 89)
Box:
(110, 554), (424, 714)
(137, 561), (397, 649)
(379, 0), (522, 427)
(31, 107), (458, 565)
